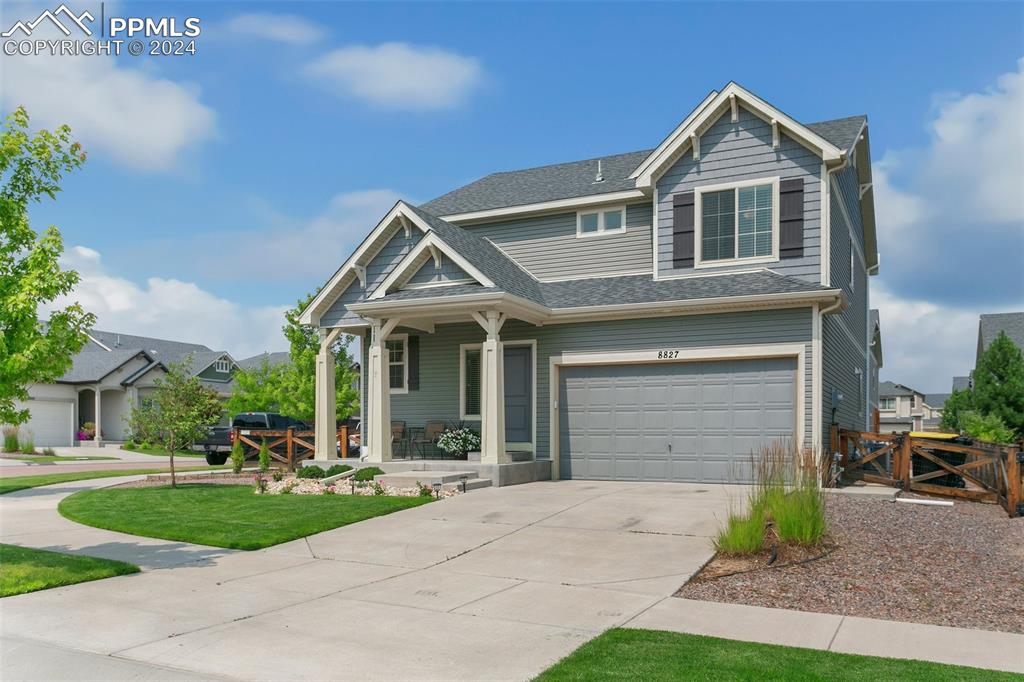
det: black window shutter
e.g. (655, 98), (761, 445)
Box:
(779, 178), (804, 259)
(672, 191), (696, 268)
(407, 336), (420, 390)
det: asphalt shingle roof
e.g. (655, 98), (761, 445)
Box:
(419, 116), (866, 217)
(952, 376), (971, 392)
(979, 312), (1024, 351)
(238, 352), (291, 369)
(925, 393), (951, 409)
(879, 381), (917, 398)
(59, 348), (151, 383)
(370, 270), (829, 310)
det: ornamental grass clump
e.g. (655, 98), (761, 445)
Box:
(714, 502), (766, 554)
(3, 427), (19, 453)
(768, 485), (826, 546)
(20, 437), (36, 454)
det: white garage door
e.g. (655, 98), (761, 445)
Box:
(558, 358), (797, 483)
(22, 400), (73, 447)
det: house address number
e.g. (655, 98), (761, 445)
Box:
(657, 350), (680, 359)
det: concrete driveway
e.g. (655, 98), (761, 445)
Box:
(1, 479), (738, 681)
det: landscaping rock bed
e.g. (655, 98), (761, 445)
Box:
(259, 476), (460, 498)
(677, 495), (1024, 634)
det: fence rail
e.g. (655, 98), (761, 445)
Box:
(831, 427), (1023, 518)
(232, 425), (350, 471)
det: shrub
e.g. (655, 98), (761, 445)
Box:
(296, 465), (326, 479)
(3, 426), (19, 453)
(42, 447), (56, 456)
(272, 470), (284, 482)
(122, 439), (136, 450)
(258, 439), (270, 472)
(768, 487), (826, 546)
(139, 441), (152, 450)
(325, 464), (353, 477)
(715, 503), (766, 554)
(960, 411), (1016, 444)
(20, 437), (36, 454)
(436, 427), (480, 457)
(230, 439), (245, 474)
(372, 482), (386, 496)
(353, 466), (384, 482)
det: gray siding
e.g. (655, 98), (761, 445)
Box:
(463, 203), (653, 281)
(405, 253), (470, 285)
(656, 107), (822, 282)
(821, 159), (869, 443)
(321, 229), (423, 327)
(369, 307), (814, 460)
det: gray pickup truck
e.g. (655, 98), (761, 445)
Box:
(194, 412), (310, 465)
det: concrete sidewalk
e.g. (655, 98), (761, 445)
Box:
(627, 598), (1024, 674)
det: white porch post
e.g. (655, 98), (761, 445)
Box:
(366, 318), (400, 463)
(476, 310), (507, 464)
(314, 327), (342, 461)
(93, 385), (102, 446)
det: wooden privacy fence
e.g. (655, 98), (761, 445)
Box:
(232, 425), (350, 471)
(832, 427), (1023, 518)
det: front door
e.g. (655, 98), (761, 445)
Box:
(503, 346), (532, 444)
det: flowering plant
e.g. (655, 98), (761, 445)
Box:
(436, 428), (480, 457)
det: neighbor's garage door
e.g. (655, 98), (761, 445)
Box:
(558, 358), (796, 483)
(21, 400), (73, 447)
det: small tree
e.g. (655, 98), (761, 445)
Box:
(1, 107), (94, 426)
(258, 438), (270, 472)
(971, 332), (1024, 438)
(150, 359), (222, 487)
(939, 388), (974, 433)
(225, 358), (285, 415)
(230, 438), (245, 474)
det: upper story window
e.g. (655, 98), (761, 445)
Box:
(215, 359), (230, 373)
(696, 178), (779, 267)
(880, 398), (895, 410)
(577, 206), (625, 238)
(910, 395), (917, 408)
(386, 335), (408, 393)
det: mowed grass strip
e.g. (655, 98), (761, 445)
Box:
(0, 544), (139, 597)
(0, 468), (222, 495)
(58, 484), (432, 550)
(535, 629), (1016, 681)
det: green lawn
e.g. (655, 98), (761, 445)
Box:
(0, 467), (222, 495)
(7, 455), (119, 462)
(59, 484), (433, 550)
(0, 544), (139, 597)
(535, 629), (1016, 681)
(123, 446), (206, 458)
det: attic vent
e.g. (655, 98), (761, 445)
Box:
(593, 159), (604, 183)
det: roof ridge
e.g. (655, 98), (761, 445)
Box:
(481, 148), (654, 177)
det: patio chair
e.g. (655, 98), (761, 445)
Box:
(391, 421), (408, 458)
(411, 421), (446, 459)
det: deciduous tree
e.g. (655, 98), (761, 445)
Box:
(150, 359), (223, 487)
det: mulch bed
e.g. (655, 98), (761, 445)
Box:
(677, 494), (1024, 634)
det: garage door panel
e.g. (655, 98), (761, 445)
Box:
(18, 400), (73, 447)
(559, 357), (797, 483)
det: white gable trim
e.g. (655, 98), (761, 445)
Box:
(300, 201), (431, 325)
(369, 231), (495, 300)
(632, 83), (846, 189)
(437, 189), (647, 224)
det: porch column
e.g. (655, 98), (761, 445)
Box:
(366, 318), (400, 463)
(314, 327), (342, 461)
(93, 386), (102, 446)
(476, 310), (507, 464)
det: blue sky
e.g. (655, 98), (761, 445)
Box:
(4, 1), (1023, 391)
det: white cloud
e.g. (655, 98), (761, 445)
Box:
(0, 4), (216, 172)
(207, 189), (403, 284)
(226, 13), (325, 45)
(304, 42), (483, 110)
(48, 246), (289, 359)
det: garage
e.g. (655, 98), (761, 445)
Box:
(558, 357), (797, 483)
(19, 400), (74, 447)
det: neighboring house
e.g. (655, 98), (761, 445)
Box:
(878, 381), (927, 432)
(13, 329), (238, 447)
(952, 375), (971, 392)
(300, 82), (878, 484)
(237, 351), (291, 370)
(977, 312), (1024, 364)
(922, 393), (950, 431)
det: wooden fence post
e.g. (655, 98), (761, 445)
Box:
(1007, 444), (1021, 518)
(338, 425), (349, 459)
(286, 426), (295, 472)
(898, 432), (912, 490)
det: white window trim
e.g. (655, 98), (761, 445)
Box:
(215, 359), (230, 373)
(385, 333), (409, 395)
(459, 343), (483, 420)
(694, 176), (780, 269)
(880, 398), (895, 411)
(576, 205), (627, 238)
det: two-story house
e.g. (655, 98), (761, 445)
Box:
(878, 381), (930, 432)
(300, 83), (877, 485)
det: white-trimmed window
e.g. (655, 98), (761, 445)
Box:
(460, 344), (482, 419)
(695, 178), (779, 267)
(215, 359), (230, 373)
(576, 206), (625, 237)
(880, 398), (895, 410)
(386, 334), (408, 393)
